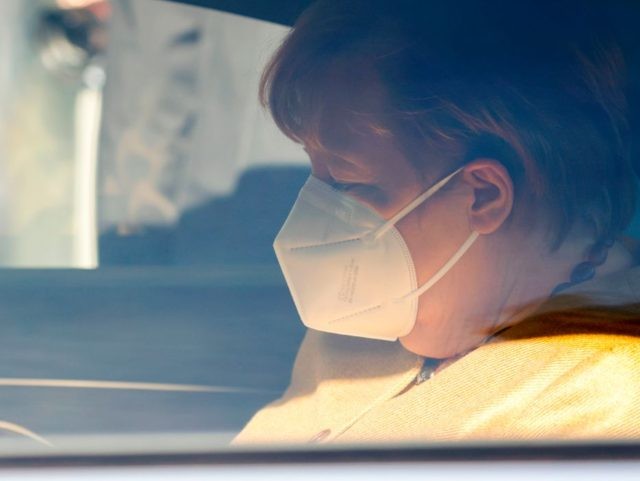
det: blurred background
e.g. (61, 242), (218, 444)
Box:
(0, 0), (309, 268)
(0, 0), (309, 447)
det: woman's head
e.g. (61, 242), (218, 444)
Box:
(265, 0), (638, 356)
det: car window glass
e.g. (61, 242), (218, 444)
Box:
(0, 0), (307, 451)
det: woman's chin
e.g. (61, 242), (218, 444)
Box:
(399, 326), (465, 359)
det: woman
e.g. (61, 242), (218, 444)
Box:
(235, 0), (640, 443)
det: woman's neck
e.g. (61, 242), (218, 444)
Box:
(495, 234), (633, 333)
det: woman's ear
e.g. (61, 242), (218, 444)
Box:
(461, 159), (514, 234)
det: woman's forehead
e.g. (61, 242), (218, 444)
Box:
(304, 67), (397, 160)
(304, 127), (425, 188)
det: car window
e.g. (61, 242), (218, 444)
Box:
(0, 0), (307, 451)
(2, 0), (640, 461)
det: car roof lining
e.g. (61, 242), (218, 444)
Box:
(157, 0), (313, 26)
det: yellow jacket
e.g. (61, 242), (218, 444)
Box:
(234, 267), (640, 445)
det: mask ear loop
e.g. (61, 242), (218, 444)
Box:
(359, 164), (479, 304)
(364, 167), (465, 243)
(396, 230), (479, 303)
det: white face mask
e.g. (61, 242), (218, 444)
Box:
(273, 167), (479, 341)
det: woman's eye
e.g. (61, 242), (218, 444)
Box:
(331, 181), (375, 196)
(331, 181), (360, 192)
(332, 182), (389, 206)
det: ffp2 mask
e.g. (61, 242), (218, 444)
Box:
(273, 167), (479, 341)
